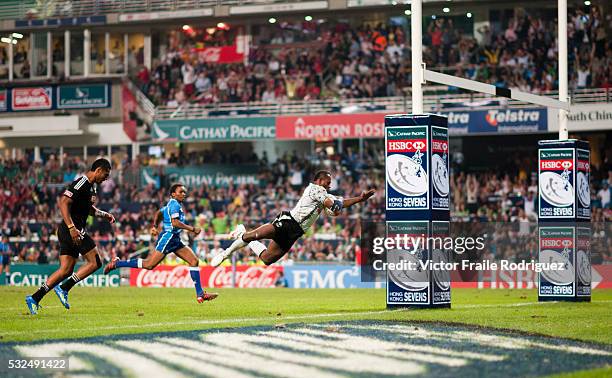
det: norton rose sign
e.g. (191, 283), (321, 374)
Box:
(130, 265), (282, 288)
(275, 113), (385, 140)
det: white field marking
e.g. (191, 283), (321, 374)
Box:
(451, 331), (612, 357)
(295, 328), (504, 362)
(267, 328), (470, 366)
(4, 305), (63, 311)
(263, 329), (470, 366)
(115, 340), (260, 378)
(255, 328), (468, 372)
(341, 324), (612, 357)
(3, 300), (612, 337)
(199, 331), (426, 375)
(15, 342), (186, 378)
(159, 337), (339, 378)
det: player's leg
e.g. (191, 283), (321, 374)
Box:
(254, 210), (302, 266)
(51, 232), (102, 309)
(59, 247), (102, 293)
(27, 254), (76, 313)
(105, 232), (170, 273)
(106, 249), (166, 272)
(242, 223), (276, 242)
(258, 241), (287, 266)
(174, 246), (218, 302)
(211, 223), (275, 266)
(227, 223), (276, 254)
(2, 259), (9, 285)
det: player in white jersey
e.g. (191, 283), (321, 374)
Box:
(211, 170), (375, 266)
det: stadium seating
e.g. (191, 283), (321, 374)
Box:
(1, 141), (610, 265)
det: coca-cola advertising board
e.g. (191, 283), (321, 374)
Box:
(130, 265), (282, 288)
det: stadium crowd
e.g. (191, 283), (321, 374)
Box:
(132, 5), (612, 107)
(1, 141), (611, 266)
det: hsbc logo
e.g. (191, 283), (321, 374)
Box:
(413, 141), (425, 149)
(540, 160), (573, 170)
(540, 239), (574, 248)
(485, 109), (541, 126)
(387, 140), (427, 152)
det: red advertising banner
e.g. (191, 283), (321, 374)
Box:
(275, 113), (386, 140)
(130, 264), (283, 288)
(12, 87), (52, 111)
(195, 45), (244, 64)
(0, 89), (6, 111)
(121, 84), (138, 141)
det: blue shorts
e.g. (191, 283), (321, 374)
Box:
(155, 232), (185, 255)
(1, 255), (9, 266)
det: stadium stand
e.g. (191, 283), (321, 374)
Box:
(130, 6), (612, 107)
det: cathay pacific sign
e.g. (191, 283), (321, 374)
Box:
(152, 117), (276, 142)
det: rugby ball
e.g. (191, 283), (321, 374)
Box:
(324, 207), (341, 217)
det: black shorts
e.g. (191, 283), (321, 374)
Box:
(57, 225), (97, 258)
(1, 255), (9, 267)
(271, 211), (304, 253)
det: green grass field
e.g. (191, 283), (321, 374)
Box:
(1, 287), (611, 344)
(1, 287), (611, 378)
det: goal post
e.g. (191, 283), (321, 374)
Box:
(410, 0), (571, 138)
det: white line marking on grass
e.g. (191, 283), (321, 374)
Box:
(2, 300), (611, 337)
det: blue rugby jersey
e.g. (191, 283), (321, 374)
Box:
(160, 198), (185, 234)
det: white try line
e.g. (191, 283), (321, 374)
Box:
(3, 300), (612, 337)
(423, 70), (571, 111)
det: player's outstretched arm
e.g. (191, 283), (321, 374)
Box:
(324, 189), (376, 210)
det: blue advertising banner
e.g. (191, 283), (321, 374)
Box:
(442, 108), (547, 135)
(57, 83), (110, 109)
(141, 165), (260, 188)
(16, 15), (106, 28)
(283, 265), (379, 288)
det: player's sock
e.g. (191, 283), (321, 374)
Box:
(227, 236), (247, 254)
(31, 282), (51, 303)
(4, 272), (9, 285)
(189, 267), (204, 297)
(248, 241), (267, 257)
(116, 258), (143, 268)
(59, 273), (81, 292)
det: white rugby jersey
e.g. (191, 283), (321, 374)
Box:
(290, 183), (339, 232)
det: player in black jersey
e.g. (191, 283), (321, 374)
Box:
(25, 158), (115, 315)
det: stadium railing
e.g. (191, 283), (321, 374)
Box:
(153, 87), (612, 120)
(0, 0), (304, 20)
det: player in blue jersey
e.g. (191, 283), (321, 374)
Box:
(104, 183), (218, 303)
(1, 235), (11, 285)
